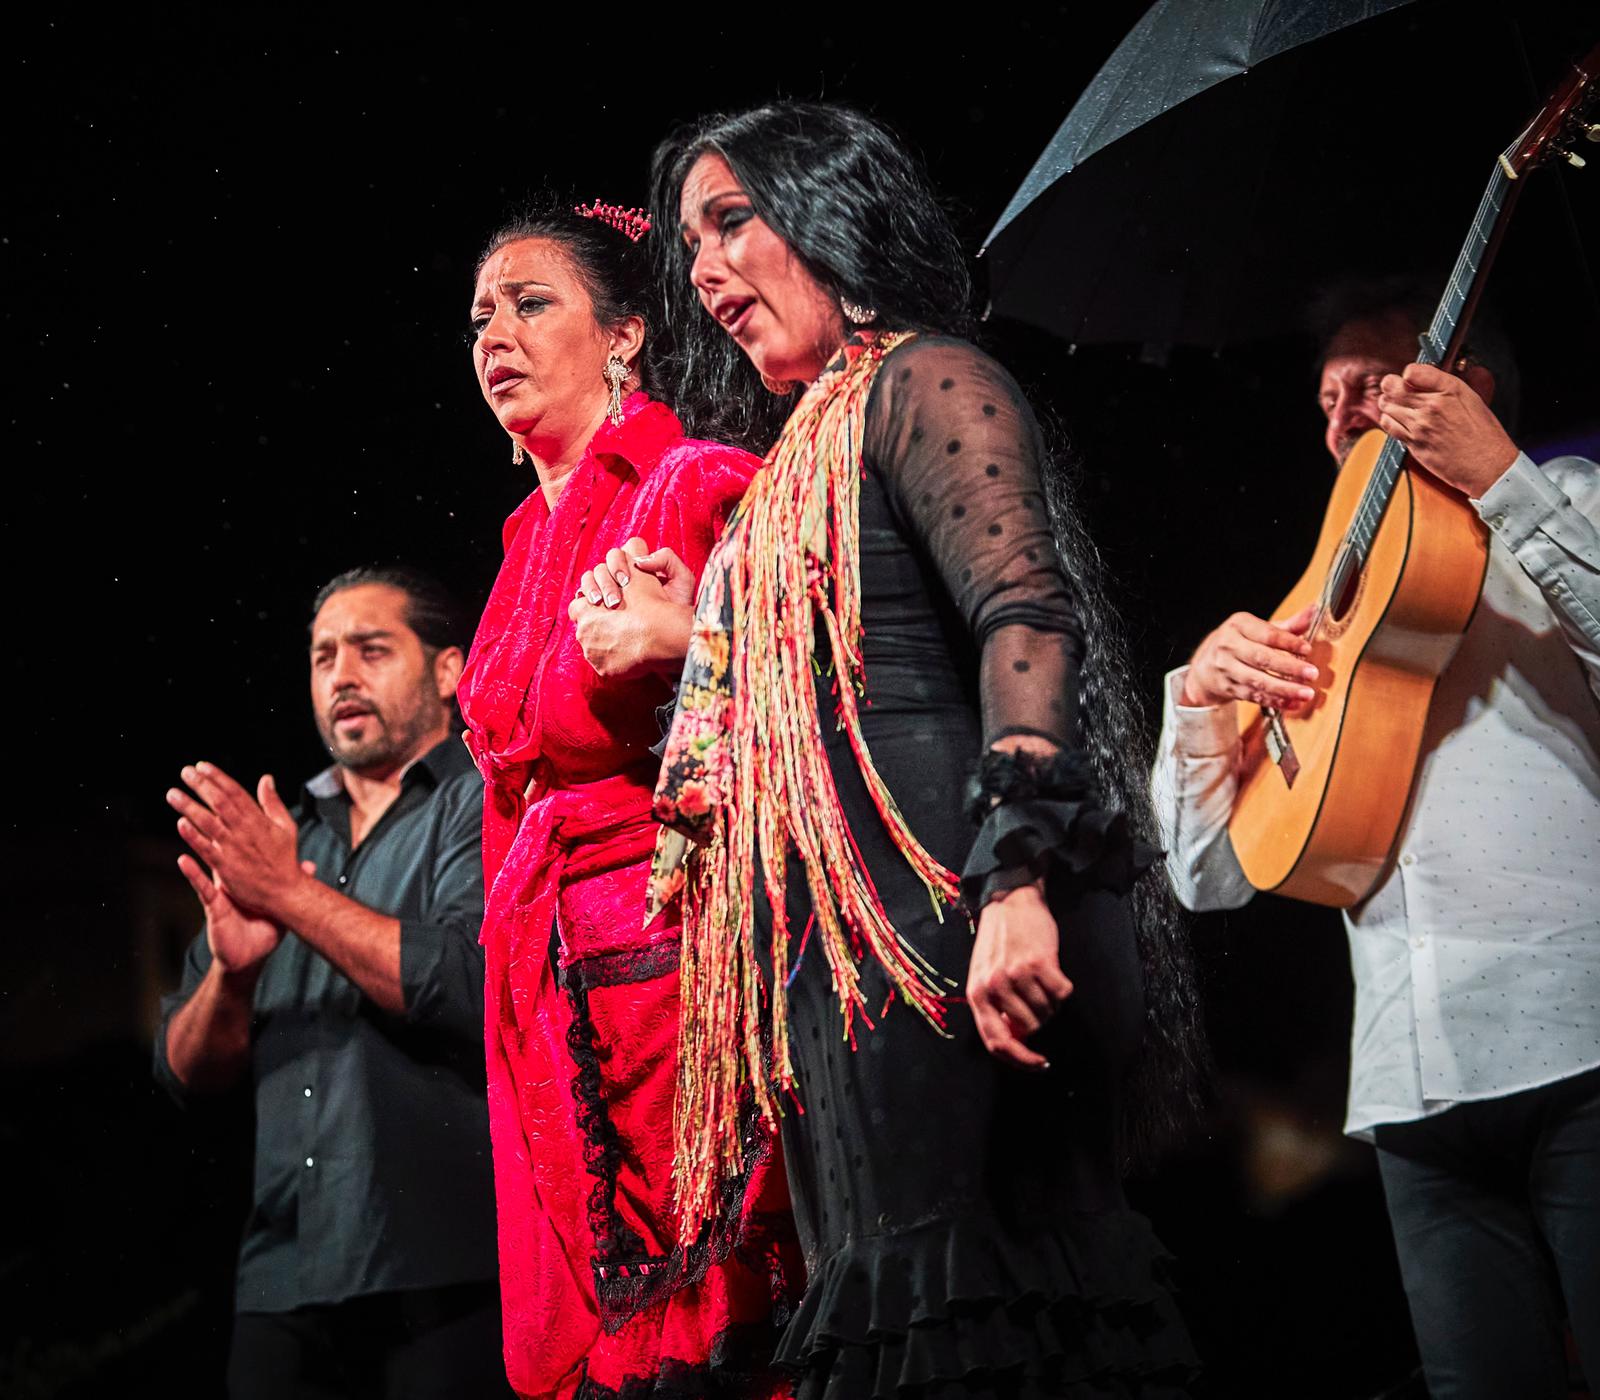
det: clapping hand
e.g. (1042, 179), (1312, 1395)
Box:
(168, 763), (309, 929)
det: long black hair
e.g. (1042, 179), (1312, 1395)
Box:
(476, 193), (662, 401)
(1038, 430), (1211, 1161)
(649, 103), (975, 453)
(311, 564), (469, 656)
(651, 101), (1207, 1157)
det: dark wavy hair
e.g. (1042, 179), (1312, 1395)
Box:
(1038, 433), (1211, 1162)
(651, 101), (1207, 1159)
(310, 564), (469, 656)
(475, 193), (662, 400)
(648, 102), (976, 453)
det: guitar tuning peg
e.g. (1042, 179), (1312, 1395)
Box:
(1585, 122), (1600, 143)
(1564, 149), (1588, 169)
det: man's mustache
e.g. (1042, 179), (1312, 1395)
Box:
(326, 692), (383, 725)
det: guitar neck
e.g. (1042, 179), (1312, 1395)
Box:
(1422, 157), (1524, 370)
(1348, 154), (1525, 558)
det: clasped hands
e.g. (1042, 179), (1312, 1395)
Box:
(167, 764), (315, 972)
(568, 535), (696, 679)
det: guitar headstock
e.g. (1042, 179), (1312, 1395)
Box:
(1500, 41), (1600, 177)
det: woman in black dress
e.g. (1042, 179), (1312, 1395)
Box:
(621, 103), (1203, 1399)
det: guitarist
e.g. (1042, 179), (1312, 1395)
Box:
(1152, 286), (1600, 1398)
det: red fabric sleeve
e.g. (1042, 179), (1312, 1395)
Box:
(636, 442), (759, 581)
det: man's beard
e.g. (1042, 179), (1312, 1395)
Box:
(317, 689), (434, 773)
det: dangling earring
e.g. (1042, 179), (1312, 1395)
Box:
(603, 354), (629, 426)
(760, 371), (795, 395)
(841, 298), (878, 325)
(510, 437), (525, 466)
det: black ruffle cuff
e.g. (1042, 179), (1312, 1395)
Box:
(961, 748), (1157, 911)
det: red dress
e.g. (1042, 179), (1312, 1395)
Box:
(458, 394), (799, 1399)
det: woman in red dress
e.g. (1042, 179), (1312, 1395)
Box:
(456, 200), (798, 1400)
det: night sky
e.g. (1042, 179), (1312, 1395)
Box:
(6, 3), (1599, 1396)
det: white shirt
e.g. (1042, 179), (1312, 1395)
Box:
(1152, 452), (1600, 1136)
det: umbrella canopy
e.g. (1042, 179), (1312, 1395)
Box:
(982, 0), (1596, 348)
(986, 0), (1414, 242)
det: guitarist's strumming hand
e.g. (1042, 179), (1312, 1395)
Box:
(1378, 362), (1519, 500)
(1181, 604), (1318, 711)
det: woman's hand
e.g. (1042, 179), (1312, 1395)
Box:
(568, 536), (697, 679)
(967, 880), (1073, 1070)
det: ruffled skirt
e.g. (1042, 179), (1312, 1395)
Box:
(761, 718), (1198, 1398)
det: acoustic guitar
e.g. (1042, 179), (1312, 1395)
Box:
(1227, 41), (1600, 908)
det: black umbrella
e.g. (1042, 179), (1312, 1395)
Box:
(982, 0), (1598, 349)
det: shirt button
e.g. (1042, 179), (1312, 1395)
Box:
(1411, 935), (1425, 950)
(304, 1156), (315, 1168)
(338, 874), (349, 886)
(1488, 512), (1506, 530)
(303, 1086), (313, 1098)
(1401, 853), (1416, 867)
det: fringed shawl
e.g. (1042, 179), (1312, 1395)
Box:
(649, 332), (962, 1244)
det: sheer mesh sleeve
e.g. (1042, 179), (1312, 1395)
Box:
(865, 337), (1152, 909)
(864, 337), (1083, 748)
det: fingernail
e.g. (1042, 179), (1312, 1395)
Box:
(614, 570), (629, 587)
(1302, 665), (1318, 681)
(1298, 686), (1315, 701)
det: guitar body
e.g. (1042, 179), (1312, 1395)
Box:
(1228, 429), (1490, 907)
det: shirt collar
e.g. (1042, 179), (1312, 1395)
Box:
(301, 734), (474, 809)
(587, 391), (683, 474)
(497, 392), (683, 548)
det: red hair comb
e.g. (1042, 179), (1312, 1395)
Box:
(575, 201), (651, 243)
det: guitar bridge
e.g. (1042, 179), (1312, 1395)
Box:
(1263, 708), (1301, 788)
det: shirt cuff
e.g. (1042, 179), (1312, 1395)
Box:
(151, 1012), (196, 1108)
(648, 698), (676, 760)
(1163, 667), (1239, 758)
(1474, 451), (1563, 553)
(399, 917), (481, 1035)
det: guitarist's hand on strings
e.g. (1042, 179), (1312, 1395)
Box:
(1378, 362), (1518, 499)
(1181, 604), (1319, 710)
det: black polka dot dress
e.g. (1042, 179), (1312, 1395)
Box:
(759, 338), (1196, 1398)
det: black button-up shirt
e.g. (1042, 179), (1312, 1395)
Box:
(154, 737), (496, 1312)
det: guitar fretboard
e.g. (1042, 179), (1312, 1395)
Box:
(1343, 156), (1519, 561)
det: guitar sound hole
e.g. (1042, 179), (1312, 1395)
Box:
(1328, 548), (1361, 622)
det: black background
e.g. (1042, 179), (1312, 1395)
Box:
(5, 3), (1598, 1396)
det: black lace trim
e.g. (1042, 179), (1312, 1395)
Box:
(564, 974), (648, 1279)
(571, 938), (682, 991)
(563, 956), (801, 1336)
(573, 1316), (794, 1398)
(963, 745), (1097, 823)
